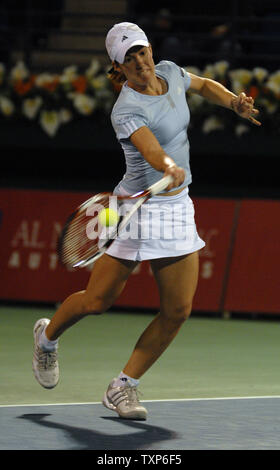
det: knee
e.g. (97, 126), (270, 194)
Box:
(161, 302), (192, 330)
(172, 303), (192, 323)
(81, 292), (109, 316)
(180, 303), (193, 321)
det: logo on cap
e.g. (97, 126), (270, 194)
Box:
(122, 35), (128, 42)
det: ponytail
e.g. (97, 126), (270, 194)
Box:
(107, 65), (126, 93)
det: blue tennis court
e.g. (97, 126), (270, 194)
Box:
(1, 396), (280, 450)
(2, 305), (280, 451)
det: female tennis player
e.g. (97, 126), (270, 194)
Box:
(32, 22), (261, 420)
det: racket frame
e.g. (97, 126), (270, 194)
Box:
(58, 175), (173, 268)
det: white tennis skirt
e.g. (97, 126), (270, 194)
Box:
(106, 186), (205, 261)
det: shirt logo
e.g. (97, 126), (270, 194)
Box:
(122, 35), (128, 42)
(177, 86), (182, 95)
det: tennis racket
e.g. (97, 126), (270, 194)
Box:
(57, 175), (173, 269)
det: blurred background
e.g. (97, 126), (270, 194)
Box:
(0, 0), (280, 316)
(1, 0), (280, 194)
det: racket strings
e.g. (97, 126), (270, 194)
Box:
(58, 176), (172, 269)
(59, 195), (112, 266)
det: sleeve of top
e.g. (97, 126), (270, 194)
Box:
(179, 66), (191, 92)
(111, 111), (149, 141)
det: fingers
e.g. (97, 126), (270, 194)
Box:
(239, 91), (247, 103)
(164, 165), (185, 190)
(249, 115), (262, 126)
(246, 104), (261, 126)
(232, 92), (249, 114)
(240, 95), (253, 112)
(235, 92), (261, 126)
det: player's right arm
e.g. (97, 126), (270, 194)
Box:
(130, 126), (185, 190)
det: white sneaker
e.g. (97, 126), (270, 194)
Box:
(32, 318), (59, 389)
(102, 379), (147, 420)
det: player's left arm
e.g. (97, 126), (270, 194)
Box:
(188, 72), (261, 126)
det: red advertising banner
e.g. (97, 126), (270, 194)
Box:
(224, 200), (280, 314)
(0, 189), (91, 302)
(192, 198), (238, 311)
(0, 189), (237, 312)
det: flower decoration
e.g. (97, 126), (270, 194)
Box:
(0, 59), (280, 137)
(0, 95), (15, 116)
(0, 59), (115, 137)
(39, 110), (60, 137)
(185, 61), (280, 136)
(22, 96), (43, 119)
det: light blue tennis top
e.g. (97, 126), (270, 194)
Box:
(111, 60), (192, 194)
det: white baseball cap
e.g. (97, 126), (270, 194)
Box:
(105, 22), (149, 64)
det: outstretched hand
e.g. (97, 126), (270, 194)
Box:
(231, 92), (261, 126)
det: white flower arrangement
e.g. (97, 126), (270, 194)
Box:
(72, 93), (97, 115)
(0, 95), (14, 116)
(39, 110), (60, 137)
(252, 67), (268, 83)
(185, 62), (280, 136)
(9, 61), (29, 82)
(22, 96), (43, 119)
(0, 59), (279, 137)
(0, 59), (114, 137)
(202, 116), (224, 134)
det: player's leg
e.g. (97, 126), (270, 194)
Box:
(45, 254), (138, 340)
(102, 252), (198, 420)
(33, 254), (138, 389)
(121, 251), (199, 379)
(103, 253), (198, 419)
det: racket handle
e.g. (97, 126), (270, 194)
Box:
(149, 175), (173, 196)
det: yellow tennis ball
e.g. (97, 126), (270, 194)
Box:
(98, 208), (119, 227)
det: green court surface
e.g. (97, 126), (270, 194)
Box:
(1, 305), (280, 406)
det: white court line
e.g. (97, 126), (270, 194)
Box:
(1, 395), (280, 408)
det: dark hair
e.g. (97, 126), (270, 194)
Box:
(107, 66), (126, 93)
(125, 44), (146, 56)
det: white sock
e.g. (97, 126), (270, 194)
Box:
(113, 371), (139, 388)
(39, 327), (59, 352)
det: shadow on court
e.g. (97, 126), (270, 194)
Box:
(2, 398), (280, 450)
(16, 411), (177, 450)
